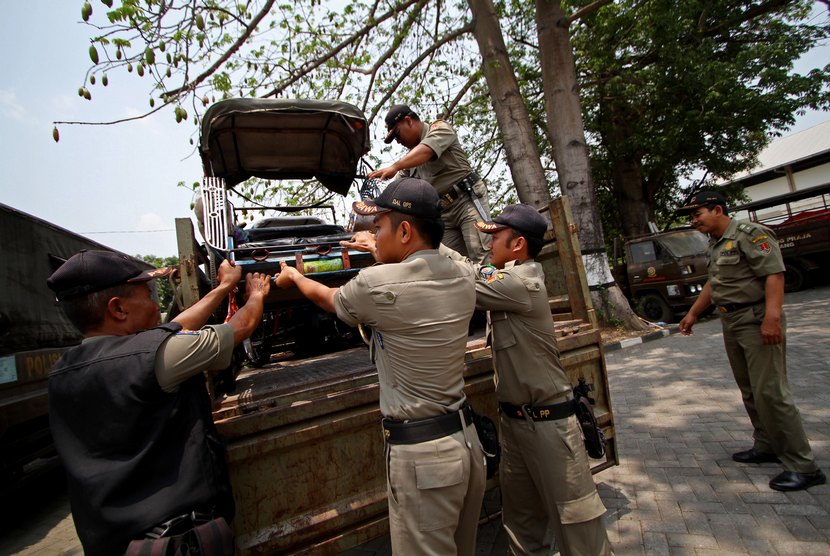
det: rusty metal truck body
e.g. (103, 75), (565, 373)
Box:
(0, 204), (133, 494)
(733, 182), (830, 292)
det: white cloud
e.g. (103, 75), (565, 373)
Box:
(0, 89), (27, 122)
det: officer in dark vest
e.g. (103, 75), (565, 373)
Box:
(47, 250), (270, 554)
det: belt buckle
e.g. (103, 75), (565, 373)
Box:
(520, 403), (535, 424)
(151, 513), (190, 538)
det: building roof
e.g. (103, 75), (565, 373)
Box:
(723, 119), (830, 186)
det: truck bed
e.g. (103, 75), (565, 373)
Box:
(212, 321), (614, 555)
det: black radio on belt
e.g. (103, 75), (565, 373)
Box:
(441, 172), (480, 206)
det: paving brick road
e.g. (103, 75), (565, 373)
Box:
(2, 284), (828, 555)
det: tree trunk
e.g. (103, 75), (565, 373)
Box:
(466, 0), (551, 212)
(602, 99), (654, 238)
(613, 158), (653, 238)
(535, 0), (646, 330)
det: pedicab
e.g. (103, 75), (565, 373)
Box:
(186, 98), (377, 371)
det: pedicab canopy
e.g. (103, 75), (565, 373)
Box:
(199, 99), (371, 196)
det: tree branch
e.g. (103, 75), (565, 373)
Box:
(53, 101), (171, 126)
(442, 73), (480, 118)
(369, 21), (475, 123)
(569, 0), (613, 24)
(162, 0), (278, 99)
(262, 0), (425, 98)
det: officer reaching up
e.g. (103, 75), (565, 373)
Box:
(276, 177), (486, 555)
(368, 104), (491, 263)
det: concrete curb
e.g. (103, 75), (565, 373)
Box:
(602, 324), (680, 353)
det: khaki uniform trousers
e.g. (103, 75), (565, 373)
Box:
(500, 414), (612, 556)
(440, 180), (491, 265)
(385, 425), (487, 555)
(720, 305), (817, 473)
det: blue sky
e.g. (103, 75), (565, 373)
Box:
(1, 3), (828, 258)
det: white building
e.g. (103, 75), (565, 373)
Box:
(722, 120), (830, 221)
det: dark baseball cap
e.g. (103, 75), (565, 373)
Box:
(47, 249), (173, 301)
(383, 104), (418, 144)
(475, 203), (548, 240)
(353, 177), (441, 219)
(677, 190), (728, 214)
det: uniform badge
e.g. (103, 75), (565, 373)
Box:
(479, 265), (505, 283)
(725, 241), (733, 250)
(176, 329), (200, 335)
(751, 235), (768, 243)
(479, 265), (497, 281)
(758, 242), (772, 255)
(430, 121), (442, 130)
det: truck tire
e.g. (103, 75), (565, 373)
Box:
(636, 293), (674, 323)
(784, 265), (806, 292)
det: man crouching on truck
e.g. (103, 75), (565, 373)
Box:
(275, 177), (486, 556)
(46, 250), (270, 555)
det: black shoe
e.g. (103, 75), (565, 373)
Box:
(769, 469), (826, 492)
(732, 448), (780, 464)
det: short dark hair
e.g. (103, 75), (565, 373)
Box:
(389, 211), (445, 248)
(710, 204), (729, 216)
(60, 283), (137, 333)
(509, 228), (545, 258)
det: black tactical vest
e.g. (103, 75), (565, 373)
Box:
(48, 323), (234, 555)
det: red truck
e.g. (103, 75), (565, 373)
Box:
(733, 182), (830, 292)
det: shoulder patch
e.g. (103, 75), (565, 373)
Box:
(430, 121), (443, 130)
(479, 265), (498, 280)
(176, 329), (201, 336)
(757, 241), (772, 255)
(751, 234), (768, 243)
(478, 265), (505, 283)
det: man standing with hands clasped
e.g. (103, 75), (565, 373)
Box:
(678, 191), (825, 492)
(276, 177), (486, 555)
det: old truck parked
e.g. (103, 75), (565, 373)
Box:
(733, 182), (830, 292)
(0, 203), (132, 494)
(610, 228), (710, 323)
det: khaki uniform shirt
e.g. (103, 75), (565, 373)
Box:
(440, 248), (571, 405)
(400, 120), (473, 196)
(707, 219), (785, 306)
(333, 250), (476, 420)
(154, 324), (235, 392)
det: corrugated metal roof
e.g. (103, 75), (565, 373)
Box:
(726, 119), (830, 181)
